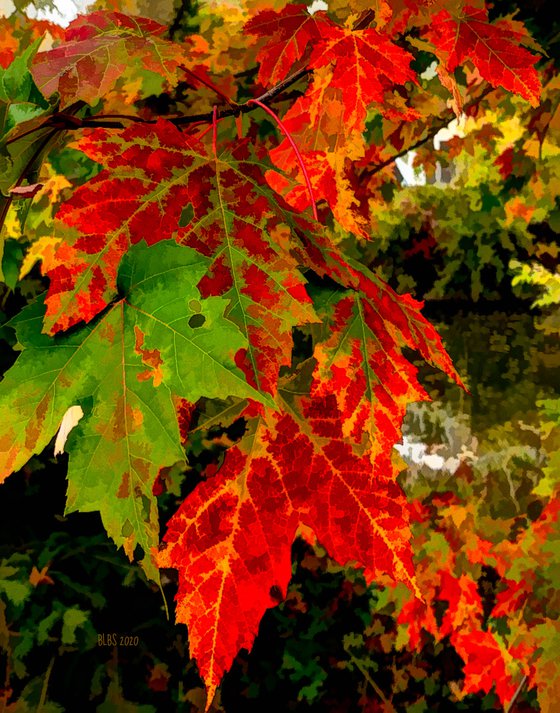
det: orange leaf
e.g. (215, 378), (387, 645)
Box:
(309, 24), (416, 131)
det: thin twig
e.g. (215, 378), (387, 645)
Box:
(505, 674), (528, 713)
(361, 85), (495, 179)
(2, 2), (375, 146)
(345, 646), (396, 712)
(180, 63), (237, 108)
(353, 9), (376, 31)
(4, 67), (312, 142)
(37, 656), (55, 712)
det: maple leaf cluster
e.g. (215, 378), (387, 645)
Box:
(394, 490), (560, 710)
(0, 0), (545, 705)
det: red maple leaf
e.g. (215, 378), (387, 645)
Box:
(265, 89), (370, 237)
(423, 6), (541, 106)
(157, 394), (417, 704)
(244, 3), (330, 87)
(310, 266), (462, 452)
(44, 120), (199, 332)
(453, 630), (518, 703)
(438, 571), (483, 637)
(289, 233), (463, 428)
(309, 24), (416, 132)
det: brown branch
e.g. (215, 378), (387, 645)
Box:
(4, 66), (312, 141)
(4, 1), (373, 146)
(0, 102), (84, 236)
(353, 9), (376, 31)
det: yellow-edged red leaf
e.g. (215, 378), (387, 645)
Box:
(157, 394), (416, 704)
(309, 24), (416, 132)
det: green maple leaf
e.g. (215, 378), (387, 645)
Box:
(0, 240), (266, 580)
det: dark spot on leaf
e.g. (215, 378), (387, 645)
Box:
(178, 203), (194, 227)
(189, 313), (206, 328)
(226, 417), (247, 442)
(527, 499), (544, 521)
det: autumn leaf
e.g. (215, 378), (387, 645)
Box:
(0, 240), (267, 580)
(309, 286), (429, 451)
(295, 246), (463, 440)
(29, 565), (54, 587)
(266, 86), (370, 236)
(453, 630), (518, 704)
(31, 11), (194, 105)
(178, 139), (320, 396)
(422, 6), (541, 106)
(308, 24), (416, 132)
(45, 120), (318, 397)
(260, 20), (417, 232)
(0, 3), (552, 710)
(43, 119), (206, 333)
(157, 392), (417, 704)
(244, 3), (330, 87)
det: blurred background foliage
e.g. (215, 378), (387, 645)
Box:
(1, 0), (559, 711)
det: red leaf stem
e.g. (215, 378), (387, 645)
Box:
(212, 105), (218, 157)
(247, 98), (318, 221)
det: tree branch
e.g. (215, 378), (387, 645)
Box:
(4, 1), (373, 146)
(353, 9), (376, 31)
(5, 67), (312, 141)
(505, 674), (528, 713)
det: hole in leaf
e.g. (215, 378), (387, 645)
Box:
(178, 203), (194, 227)
(121, 519), (134, 537)
(189, 313), (206, 328)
